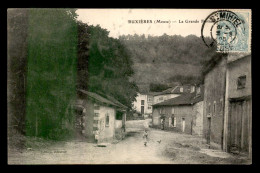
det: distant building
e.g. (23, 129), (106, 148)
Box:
(152, 86), (204, 136)
(69, 90), (127, 144)
(132, 92), (159, 116)
(153, 84), (196, 105)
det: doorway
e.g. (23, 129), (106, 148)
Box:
(207, 117), (211, 144)
(228, 99), (251, 154)
(141, 106), (144, 114)
(182, 118), (185, 132)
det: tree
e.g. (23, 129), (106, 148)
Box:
(149, 83), (170, 92)
(8, 9), (29, 135)
(77, 23), (138, 109)
(25, 9), (78, 139)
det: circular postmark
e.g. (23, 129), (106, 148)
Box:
(201, 10), (246, 52)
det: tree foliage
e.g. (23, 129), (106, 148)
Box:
(7, 9), (29, 135)
(119, 34), (216, 90)
(25, 9), (78, 140)
(77, 23), (138, 109)
(149, 83), (170, 92)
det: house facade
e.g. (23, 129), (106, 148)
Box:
(70, 90), (127, 144)
(152, 86), (204, 136)
(132, 92), (159, 116)
(223, 54), (252, 157)
(203, 54), (227, 148)
(203, 53), (252, 158)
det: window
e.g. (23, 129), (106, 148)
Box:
(94, 105), (100, 110)
(159, 97), (163, 101)
(148, 106), (152, 109)
(237, 75), (246, 89)
(141, 106), (144, 114)
(173, 116), (176, 127)
(141, 100), (145, 105)
(170, 115), (177, 127)
(180, 87), (183, 92)
(169, 117), (172, 127)
(208, 103), (211, 115)
(148, 97), (152, 102)
(105, 114), (109, 127)
(171, 108), (175, 114)
(219, 99), (223, 113)
(213, 101), (216, 116)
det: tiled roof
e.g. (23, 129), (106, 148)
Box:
(154, 85), (191, 96)
(78, 90), (127, 109)
(153, 89), (204, 107)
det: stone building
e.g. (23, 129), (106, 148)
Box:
(202, 54), (227, 148)
(132, 92), (159, 117)
(223, 53), (252, 157)
(152, 86), (203, 136)
(153, 85), (196, 105)
(203, 53), (252, 158)
(70, 90), (127, 143)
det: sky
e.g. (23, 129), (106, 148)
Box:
(76, 9), (216, 38)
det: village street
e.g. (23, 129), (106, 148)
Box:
(8, 119), (251, 165)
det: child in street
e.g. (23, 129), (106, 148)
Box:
(143, 129), (148, 146)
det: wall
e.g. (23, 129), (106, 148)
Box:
(152, 107), (161, 126)
(223, 55), (252, 156)
(95, 105), (116, 143)
(147, 95), (154, 114)
(203, 57), (227, 145)
(115, 120), (122, 128)
(192, 101), (204, 136)
(227, 55), (251, 98)
(82, 99), (95, 141)
(152, 105), (193, 134)
(132, 93), (148, 114)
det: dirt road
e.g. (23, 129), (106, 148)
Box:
(8, 119), (251, 164)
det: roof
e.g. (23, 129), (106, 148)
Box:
(139, 92), (162, 96)
(77, 90), (127, 110)
(227, 53), (251, 64)
(153, 88), (204, 107)
(102, 94), (128, 109)
(202, 53), (227, 76)
(154, 85), (194, 96)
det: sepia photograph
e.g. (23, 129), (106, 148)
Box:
(7, 8), (252, 164)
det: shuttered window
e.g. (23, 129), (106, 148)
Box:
(105, 114), (109, 127)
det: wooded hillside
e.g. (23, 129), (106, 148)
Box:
(119, 34), (216, 92)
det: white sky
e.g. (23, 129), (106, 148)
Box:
(76, 9), (216, 38)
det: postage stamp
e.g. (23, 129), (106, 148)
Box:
(201, 9), (251, 53)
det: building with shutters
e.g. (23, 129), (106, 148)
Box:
(203, 53), (252, 158)
(69, 90), (127, 144)
(223, 53), (252, 157)
(152, 86), (204, 136)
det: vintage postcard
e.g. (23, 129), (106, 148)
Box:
(7, 8), (252, 164)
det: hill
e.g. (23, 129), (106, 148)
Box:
(119, 34), (216, 92)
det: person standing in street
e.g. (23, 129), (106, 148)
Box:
(161, 116), (165, 130)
